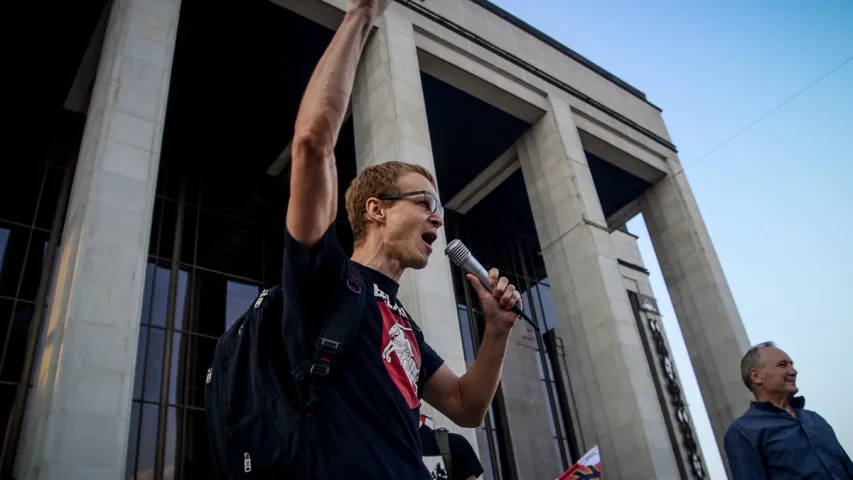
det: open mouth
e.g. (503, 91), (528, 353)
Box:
(421, 231), (438, 252)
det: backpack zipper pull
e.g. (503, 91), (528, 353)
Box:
(254, 289), (269, 309)
(244, 452), (252, 473)
(205, 367), (212, 384)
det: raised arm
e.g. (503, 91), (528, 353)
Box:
(287, 0), (390, 248)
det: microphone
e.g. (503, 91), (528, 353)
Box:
(445, 239), (540, 332)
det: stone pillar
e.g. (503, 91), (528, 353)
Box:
(14, 0), (180, 478)
(351, 6), (475, 448)
(639, 160), (751, 475)
(517, 95), (680, 479)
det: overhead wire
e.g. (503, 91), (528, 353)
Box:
(672, 55), (853, 178)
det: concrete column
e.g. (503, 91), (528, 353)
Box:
(616, 231), (712, 478)
(14, 0), (180, 478)
(639, 160), (751, 474)
(351, 6), (475, 449)
(517, 95), (680, 479)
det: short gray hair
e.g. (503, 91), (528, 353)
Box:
(740, 341), (775, 392)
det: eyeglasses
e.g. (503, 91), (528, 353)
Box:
(376, 190), (444, 219)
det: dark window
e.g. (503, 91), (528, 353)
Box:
(125, 170), (281, 478)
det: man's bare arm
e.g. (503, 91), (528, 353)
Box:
(287, 0), (389, 248)
(423, 328), (510, 428)
(423, 270), (520, 427)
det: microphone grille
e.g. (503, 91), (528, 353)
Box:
(445, 239), (472, 266)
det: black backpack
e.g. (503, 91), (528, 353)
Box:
(204, 263), (367, 479)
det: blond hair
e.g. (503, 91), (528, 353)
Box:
(345, 161), (437, 246)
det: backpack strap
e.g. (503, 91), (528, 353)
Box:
(293, 261), (367, 412)
(435, 427), (453, 480)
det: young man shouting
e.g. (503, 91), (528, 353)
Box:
(283, 0), (522, 478)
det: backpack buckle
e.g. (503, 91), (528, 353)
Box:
(346, 275), (362, 294)
(309, 363), (330, 378)
(316, 337), (340, 355)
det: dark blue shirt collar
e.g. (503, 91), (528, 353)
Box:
(751, 395), (806, 411)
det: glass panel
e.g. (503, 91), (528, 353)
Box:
(540, 379), (558, 437)
(155, 199), (178, 261)
(136, 403), (159, 480)
(126, 402), (142, 479)
(164, 407), (178, 480)
(183, 270), (260, 337)
(149, 199), (164, 258)
(526, 283), (546, 331)
(449, 269), (468, 306)
(531, 250), (548, 285)
(261, 223), (284, 286)
(0, 161), (44, 225)
(0, 384), (17, 459)
(169, 332), (217, 407)
(0, 222), (28, 298)
(195, 209), (263, 281)
(149, 405), (218, 480)
(465, 227), (515, 275)
(534, 347), (544, 380)
(546, 354), (555, 379)
(197, 174), (263, 221)
(518, 285), (537, 324)
(140, 263), (155, 325)
(172, 268), (190, 332)
(176, 407), (216, 479)
(140, 262), (171, 328)
(0, 229), (8, 275)
(27, 308), (45, 387)
(18, 230), (51, 302)
(491, 429), (504, 478)
(1, 302), (36, 382)
(456, 306), (476, 366)
(0, 298), (14, 374)
(156, 162), (170, 199)
(142, 327), (166, 403)
(553, 436), (563, 470)
(225, 281), (259, 332)
(179, 205), (197, 266)
(536, 282), (559, 331)
(183, 269), (224, 337)
(475, 427), (496, 480)
(35, 165), (64, 229)
(133, 327), (149, 400)
(551, 380), (565, 433)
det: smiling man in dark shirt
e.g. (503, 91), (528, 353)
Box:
(725, 341), (851, 479)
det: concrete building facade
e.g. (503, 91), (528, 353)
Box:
(1, 0), (751, 478)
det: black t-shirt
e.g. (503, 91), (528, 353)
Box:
(419, 425), (484, 480)
(282, 225), (445, 479)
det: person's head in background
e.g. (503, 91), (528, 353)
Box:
(740, 341), (798, 404)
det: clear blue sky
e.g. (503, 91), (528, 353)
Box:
(486, 0), (853, 477)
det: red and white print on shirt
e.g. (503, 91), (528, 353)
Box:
(376, 284), (422, 408)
